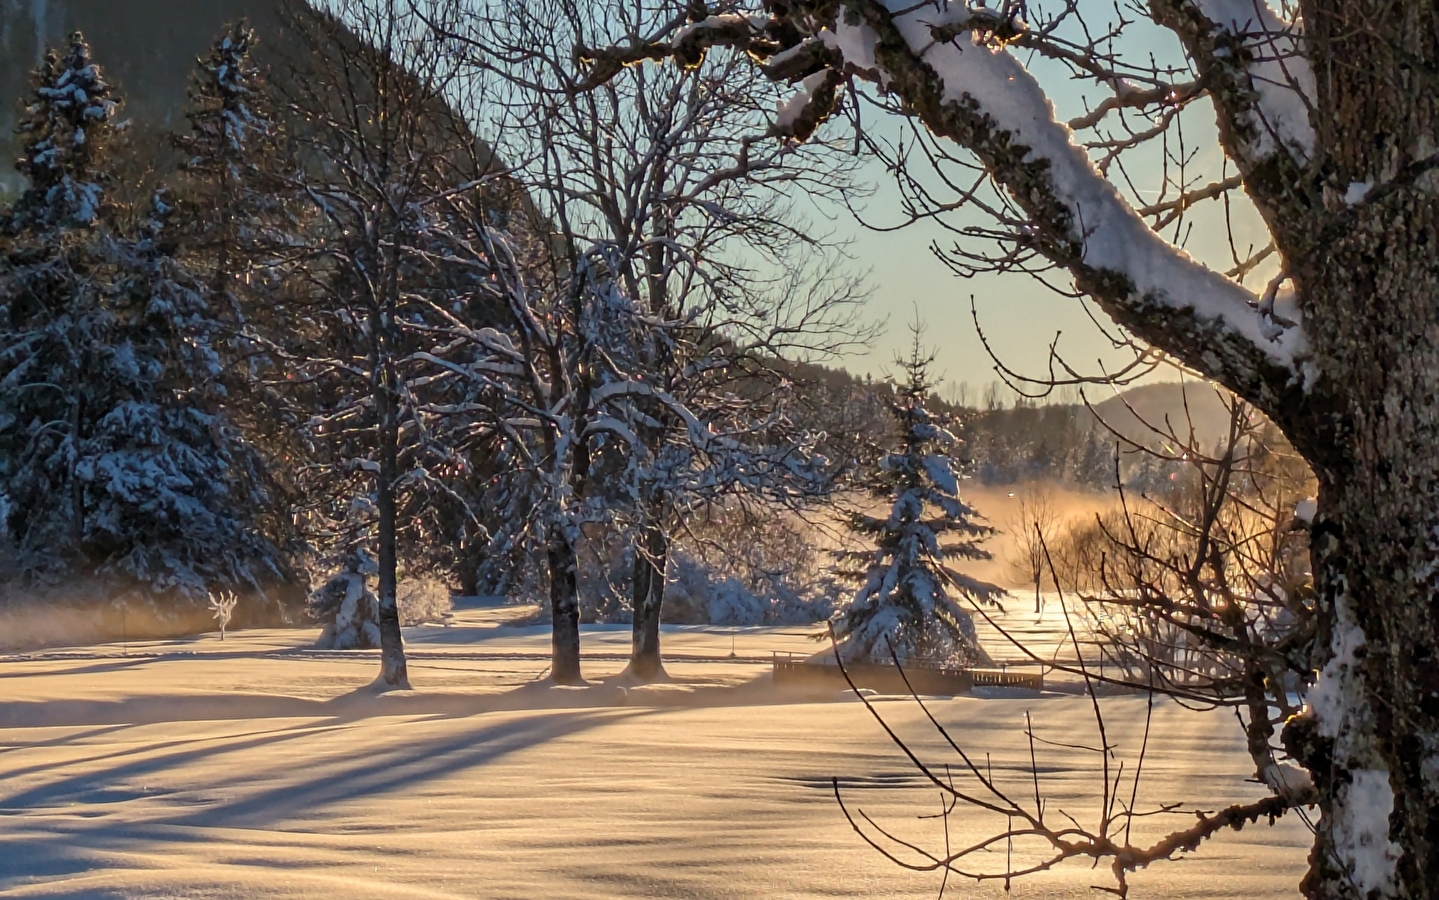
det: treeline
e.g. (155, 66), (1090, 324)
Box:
(789, 361), (1123, 491)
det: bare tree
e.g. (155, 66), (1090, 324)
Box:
(419, 0), (871, 681)
(257, 0), (485, 690)
(581, 2), (1439, 896)
(1005, 481), (1060, 613)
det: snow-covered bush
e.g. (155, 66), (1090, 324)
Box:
(309, 557), (453, 646)
(208, 590), (238, 639)
(307, 549), (382, 650)
(668, 501), (840, 626)
(660, 550), (837, 627)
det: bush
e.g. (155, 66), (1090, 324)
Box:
(397, 576), (453, 626)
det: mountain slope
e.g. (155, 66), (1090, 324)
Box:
(1087, 381), (1235, 452)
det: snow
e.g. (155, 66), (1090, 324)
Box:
(775, 71), (830, 130)
(1330, 769), (1401, 896)
(1307, 593), (1365, 740)
(1303, 591), (1399, 893)
(853, 2), (1309, 375)
(818, 19), (882, 77)
(0, 601), (1311, 898)
(1294, 496), (1317, 524)
(1263, 761), (1315, 800)
(1344, 180), (1374, 206)
(1195, 0), (1317, 162)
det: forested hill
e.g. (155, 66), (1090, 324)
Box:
(789, 360), (1235, 488)
(0, 0), (295, 198)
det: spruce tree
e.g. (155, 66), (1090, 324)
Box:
(4, 33), (118, 234)
(170, 21), (283, 303)
(0, 35), (289, 604)
(831, 335), (1000, 667)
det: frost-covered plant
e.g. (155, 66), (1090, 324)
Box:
(830, 333), (1000, 667)
(664, 501), (840, 625)
(397, 576), (453, 626)
(307, 547), (382, 650)
(208, 589), (238, 639)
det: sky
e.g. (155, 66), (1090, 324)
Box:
(810, 7), (1279, 400)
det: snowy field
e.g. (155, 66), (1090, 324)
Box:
(1, 601), (1308, 899)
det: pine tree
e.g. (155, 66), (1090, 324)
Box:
(170, 21), (308, 602)
(1075, 426), (1115, 490)
(170, 21), (283, 303)
(831, 334), (1000, 667)
(0, 36), (289, 603)
(4, 33), (118, 234)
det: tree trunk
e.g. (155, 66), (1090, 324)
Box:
(458, 530), (483, 598)
(373, 352), (409, 690)
(547, 528), (584, 685)
(627, 513), (668, 682)
(68, 392), (84, 551)
(1278, 134), (1439, 897)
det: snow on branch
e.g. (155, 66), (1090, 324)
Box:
(1180, 0), (1316, 165)
(855, 2), (1309, 379)
(581, 2), (1315, 408)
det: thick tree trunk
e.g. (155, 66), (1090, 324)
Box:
(547, 529), (584, 685)
(627, 515), (668, 682)
(1279, 130), (1439, 897)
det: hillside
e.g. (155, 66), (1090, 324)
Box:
(1086, 381), (1236, 452)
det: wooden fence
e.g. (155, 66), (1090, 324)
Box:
(772, 652), (1043, 695)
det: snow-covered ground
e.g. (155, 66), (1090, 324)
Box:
(1, 600), (1308, 898)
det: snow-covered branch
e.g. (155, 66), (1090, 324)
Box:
(582, 1), (1317, 419)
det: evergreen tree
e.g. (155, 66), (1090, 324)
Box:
(0, 36), (289, 604)
(170, 21), (285, 303)
(170, 21), (308, 600)
(3, 33), (118, 235)
(1075, 426), (1115, 490)
(831, 335), (1000, 666)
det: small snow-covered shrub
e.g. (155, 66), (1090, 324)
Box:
(505, 506), (837, 627)
(661, 550), (837, 627)
(397, 576), (452, 626)
(307, 549), (381, 649)
(668, 502), (839, 626)
(208, 590), (238, 639)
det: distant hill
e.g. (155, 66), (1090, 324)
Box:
(1086, 381), (1235, 452)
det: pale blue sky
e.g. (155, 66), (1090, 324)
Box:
(817, 12), (1277, 398)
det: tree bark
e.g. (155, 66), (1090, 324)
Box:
(627, 511), (668, 682)
(1278, 195), (1439, 899)
(373, 334), (409, 690)
(547, 528), (584, 685)
(1266, 6), (1439, 896)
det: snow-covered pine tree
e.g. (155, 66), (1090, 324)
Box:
(170, 20), (284, 303)
(0, 35), (289, 603)
(0, 32), (123, 582)
(77, 196), (289, 599)
(170, 20), (309, 597)
(307, 546), (383, 650)
(3, 33), (118, 235)
(830, 334), (999, 667)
